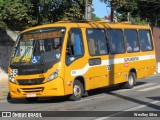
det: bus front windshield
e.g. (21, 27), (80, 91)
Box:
(11, 27), (66, 65)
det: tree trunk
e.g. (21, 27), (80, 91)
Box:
(111, 3), (117, 22)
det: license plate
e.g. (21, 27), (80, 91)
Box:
(26, 93), (36, 98)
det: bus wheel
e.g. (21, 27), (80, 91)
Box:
(69, 80), (83, 101)
(124, 72), (136, 89)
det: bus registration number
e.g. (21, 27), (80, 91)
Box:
(26, 93), (36, 98)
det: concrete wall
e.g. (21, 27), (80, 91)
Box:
(6, 30), (19, 42)
(152, 27), (160, 73)
(0, 45), (13, 71)
(0, 30), (18, 74)
(152, 27), (160, 62)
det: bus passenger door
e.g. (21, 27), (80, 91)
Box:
(64, 28), (86, 95)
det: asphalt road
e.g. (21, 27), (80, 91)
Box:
(0, 74), (160, 120)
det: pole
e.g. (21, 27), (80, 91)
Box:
(110, 1), (117, 22)
(85, 0), (88, 19)
(88, 5), (91, 19)
(127, 12), (130, 22)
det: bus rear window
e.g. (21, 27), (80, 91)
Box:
(124, 29), (140, 53)
(139, 30), (153, 51)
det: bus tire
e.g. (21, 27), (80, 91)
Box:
(69, 80), (84, 101)
(124, 72), (136, 89)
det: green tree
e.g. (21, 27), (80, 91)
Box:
(116, 0), (160, 26)
(63, 0), (93, 20)
(135, 0), (160, 26)
(63, 0), (85, 20)
(0, 0), (38, 30)
(0, 0), (94, 30)
(38, 0), (67, 23)
(101, 0), (160, 26)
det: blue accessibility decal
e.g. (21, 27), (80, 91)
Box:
(31, 56), (40, 63)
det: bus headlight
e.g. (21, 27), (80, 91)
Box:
(47, 69), (59, 82)
(9, 75), (16, 84)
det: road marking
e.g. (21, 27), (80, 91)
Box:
(95, 117), (109, 120)
(94, 100), (160, 120)
(134, 83), (156, 89)
(124, 100), (160, 111)
(112, 83), (156, 93)
(112, 88), (132, 92)
(138, 85), (160, 91)
(75, 95), (107, 103)
(76, 83), (157, 95)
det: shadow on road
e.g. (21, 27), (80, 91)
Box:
(86, 81), (147, 97)
(107, 92), (160, 110)
(147, 96), (160, 101)
(135, 81), (147, 86)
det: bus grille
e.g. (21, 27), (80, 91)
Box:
(21, 87), (44, 93)
(17, 78), (44, 85)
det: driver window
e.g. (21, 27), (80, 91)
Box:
(66, 28), (84, 65)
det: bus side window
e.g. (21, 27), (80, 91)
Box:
(66, 28), (84, 65)
(124, 29), (140, 53)
(86, 29), (108, 56)
(139, 30), (153, 51)
(108, 29), (125, 54)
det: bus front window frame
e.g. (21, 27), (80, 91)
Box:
(11, 27), (66, 65)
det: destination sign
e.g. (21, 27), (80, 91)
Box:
(23, 31), (62, 41)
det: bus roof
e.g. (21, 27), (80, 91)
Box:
(22, 20), (151, 33)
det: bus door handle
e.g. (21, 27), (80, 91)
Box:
(88, 58), (101, 66)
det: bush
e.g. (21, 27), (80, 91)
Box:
(0, 21), (7, 30)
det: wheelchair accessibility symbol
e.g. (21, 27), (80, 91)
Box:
(31, 56), (40, 63)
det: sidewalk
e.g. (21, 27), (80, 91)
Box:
(0, 70), (9, 101)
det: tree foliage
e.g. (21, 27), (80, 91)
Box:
(0, 0), (94, 31)
(117, 0), (160, 26)
(100, 0), (127, 8)
(0, 0), (33, 30)
(136, 0), (160, 26)
(101, 0), (160, 26)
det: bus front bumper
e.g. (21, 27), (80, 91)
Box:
(9, 77), (65, 99)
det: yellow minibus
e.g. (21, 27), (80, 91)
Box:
(8, 20), (156, 101)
